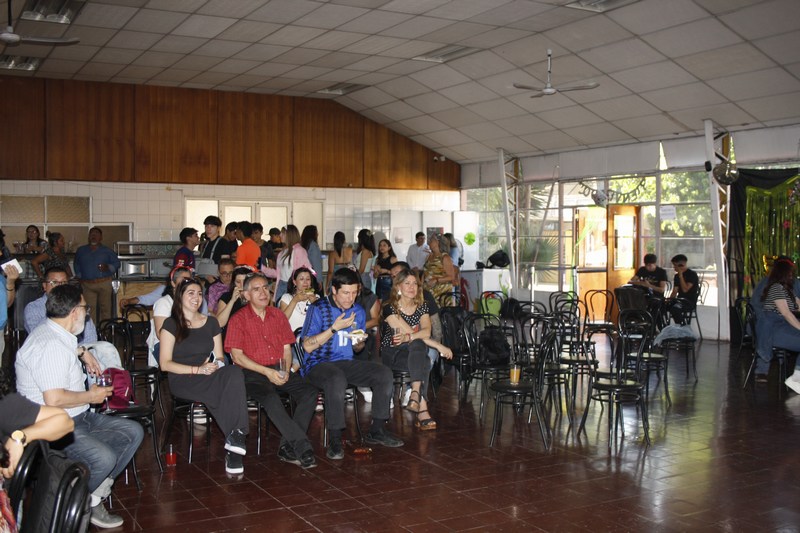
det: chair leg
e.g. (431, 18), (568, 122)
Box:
(160, 404), (176, 454)
(129, 456), (142, 491)
(150, 416), (163, 472)
(489, 392), (502, 447)
(743, 352), (757, 388)
(188, 406), (194, 464)
(256, 403), (262, 456)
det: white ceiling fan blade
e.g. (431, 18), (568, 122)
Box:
(19, 35), (79, 46)
(528, 91), (546, 98)
(557, 81), (600, 93)
(512, 82), (545, 92)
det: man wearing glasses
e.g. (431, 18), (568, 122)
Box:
(666, 254), (700, 325)
(206, 258), (235, 313)
(225, 273), (319, 469)
(16, 284), (144, 529)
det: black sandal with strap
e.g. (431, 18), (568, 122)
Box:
(415, 410), (437, 431)
(405, 390), (421, 413)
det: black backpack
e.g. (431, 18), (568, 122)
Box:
(499, 298), (521, 320)
(478, 326), (511, 365)
(439, 306), (468, 355)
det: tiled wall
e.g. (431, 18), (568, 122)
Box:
(0, 180), (461, 244)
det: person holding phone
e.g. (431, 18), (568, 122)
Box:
(301, 268), (403, 461)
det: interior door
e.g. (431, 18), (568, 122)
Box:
(607, 204), (639, 295)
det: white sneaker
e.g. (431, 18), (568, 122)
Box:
(358, 387), (373, 403)
(401, 387), (412, 407)
(390, 397), (394, 409)
(90, 503), (124, 529)
(785, 372), (800, 395)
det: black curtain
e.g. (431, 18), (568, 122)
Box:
(728, 167), (799, 304)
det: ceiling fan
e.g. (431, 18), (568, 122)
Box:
(513, 49), (599, 98)
(0, 0), (79, 47)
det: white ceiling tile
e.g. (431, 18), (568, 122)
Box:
(336, 94), (370, 111)
(544, 13), (633, 53)
(144, 0), (205, 12)
(584, 94), (661, 121)
(447, 50), (517, 79)
(409, 64), (470, 90)
(346, 86), (396, 107)
(151, 35), (207, 54)
(285, 79), (331, 91)
(283, 65), (333, 79)
(190, 71), (238, 85)
(523, 53), (601, 86)
(691, 0), (763, 15)
(642, 18), (742, 59)
(245, 62), (297, 77)
(675, 43), (775, 80)
(93, 47), (143, 64)
(439, 81), (498, 105)
(478, 69), (541, 97)
(341, 35), (407, 54)
(63, 26), (117, 46)
(233, 42), (292, 61)
(707, 68), (800, 101)
(248, 0), (323, 24)
(208, 58), (262, 74)
(561, 76), (632, 104)
(271, 47), (329, 64)
(380, 16), (455, 39)
(255, 77), (304, 89)
(416, 21), (495, 44)
(610, 61), (697, 93)
(425, 128), (477, 147)
(173, 15), (238, 39)
(259, 26), (327, 46)
(467, 98), (528, 120)
(458, 27), (533, 49)
(494, 115), (552, 136)
(347, 71), (397, 85)
(216, 20), (283, 43)
(508, 5), (590, 33)
(171, 55), (224, 71)
(373, 100), (423, 121)
(536, 105), (603, 129)
(737, 91), (800, 122)
(579, 38), (665, 74)
(314, 69), (363, 82)
(48, 45), (100, 62)
(107, 31), (162, 50)
(458, 122), (510, 141)
(193, 40), (252, 58)
(720, 0), (800, 41)
(180, 82), (217, 89)
(786, 61), (800, 79)
(561, 123), (633, 146)
(378, 59), (432, 75)
(309, 52), (369, 68)
(303, 31), (368, 50)
(430, 107), (486, 128)
(75, 3), (138, 29)
(124, 9), (188, 34)
(425, 0), (509, 21)
(669, 103), (757, 131)
(115, 65), (163, 79)
(385, 121), (418, 137)
(405, 92), (459, 113)
(294, 4), (369, 29)
(607, 0), (708, 34)
(506, 91), (573, 113)
(198, 0), (271, 18)
(640, 82), (727, 111)
(754, 30), (800, 67)
(380, 0), (449, 16)
(150, 68), (200, 83)
(493, 34), (560, 68)
(466, 0), (551, 26)
(78, 62), (125, 77)
(358, 108), (392, 123)
(380, 40), (441, 59)
(482, 136), (539, 155)
(132, 51), (183, 68)
(345, 55), (403, 71)
(375, 76), (429, 98)
(338, 10), (414, 33)
(447, 142), (496, 160)
(520, 130), (580, 152)
(613, 114), (690, 138)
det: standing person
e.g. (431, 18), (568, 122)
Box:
(443, 233), (464, 268)
(159, 278), (249, 475)
(21, 225), (47, 254)
(200, 216), (235, 264)
(301, 225), (323, 286)
(174, 227), (199, 269)
(301, 268), (403, 460)
(325, 231), (353, 293)
(15, 284), (144, 529)
(31, 231), (73, 279)
(74, 227), (120, 324)
(225, 273), (319, 469)
(372, 239), (398, 301)
(406, 232), (430, 277)
(270, 227), (285, 255)
(262, 224), (312, 303)
(0, 229), (12, 263)
(252, 223), (269, 269)
(355, 229), (376, 291)
(0, 262), (19, 357)
(235, 221), (261, 269)
(223, 222), (240, 258)
(666, 254), (700, 325)
(423, 234), (455, 307)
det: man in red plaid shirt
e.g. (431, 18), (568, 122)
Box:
(225, 273), (319, 469)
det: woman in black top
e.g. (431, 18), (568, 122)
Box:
(159, 278), (249, 475)
(373, 239), (397, 301)
(755, 258), (800, 383)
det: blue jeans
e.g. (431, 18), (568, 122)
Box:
(62, 411), (144, 493)
(375, 276), (392, 301)
(755, 311), (800, 373)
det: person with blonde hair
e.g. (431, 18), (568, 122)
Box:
(261, 224), (312, 303)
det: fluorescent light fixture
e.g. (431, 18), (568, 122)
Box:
(412, 45), (481, 64)
(317, 83), (368, 96)
(0, 55), (41, 71)
(20, 0), (85, 24)
(565, 0), (640, 12)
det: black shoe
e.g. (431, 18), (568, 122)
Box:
(277, 444), (301, 466)
(225, 451), (244, 474)
(326, 439), (344, 460)
(364, 429), (404, 448)
(224, 429), (247, 455)
(299, 450), (317, 469)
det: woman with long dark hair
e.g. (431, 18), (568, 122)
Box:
(31, 232), (73, 279)
(756, 258), (800, 386)
(300, 225), (323, 285)
(280, 267), (321, 331)
(261, 224), (312, 303)
(21, 225), (47, 254)
(355, 229), (376, 290)
(159, 278), (249, 474)
(146, 266), (195, 366)
(325, 231), (353, 293)
(372, 239), (397, 301)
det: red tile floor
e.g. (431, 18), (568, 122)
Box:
(105, 342), (800, 532)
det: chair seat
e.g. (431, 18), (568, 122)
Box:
(105, 404), (155, 418)
(491, 379), (533, 394)
(591, 377), (644, 391)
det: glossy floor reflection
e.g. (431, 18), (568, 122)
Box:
(105, 341), (800, 532)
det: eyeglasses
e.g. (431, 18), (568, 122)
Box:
(219, 271), (233, 277)
(76, 304), (92, 314)
(46, 280), (69, 286)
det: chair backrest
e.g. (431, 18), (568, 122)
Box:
(618, 309), (654, 377)
(292, 327), (306, 367)
(97, 318), (131, 364)
(549, 291), (578, 313)
(464, 313), (510, 366)
(124, 305), (151, 352)
(439, 305), (469, 355)
(479, 291), (504, 316)
(614, 286), (648, 312)
(585, 289), (614, 323)
(699, 279), (710, 305)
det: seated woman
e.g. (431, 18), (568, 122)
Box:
(380, 268), (453, 431)
(31, 232), (73, 279)
(280, 267), (320, 372)
(159, 278), (249, 475)
(145, 266), (196, 366)
(215, 266), (253, 329)
(423, 234), (455, 306)
(756, 258), (800, 384)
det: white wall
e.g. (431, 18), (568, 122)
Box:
(0, 180), (460, 244)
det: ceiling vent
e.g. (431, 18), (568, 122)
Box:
(0, 55), (41, 70)
(564, 0), (640, 13)
(412, 45), (481, 63)
(20, 0), (85, 24)
(316, 83), (369, 96)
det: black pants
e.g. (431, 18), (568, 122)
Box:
(667, 297), (695, 325)
(242, 367), (317, 456)
(381, 339), (430, 400)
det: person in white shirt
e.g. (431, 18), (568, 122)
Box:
(406, 232), (430, 276)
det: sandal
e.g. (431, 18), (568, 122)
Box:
(405, 390), (422, 413)
(415, 410), (437, 431)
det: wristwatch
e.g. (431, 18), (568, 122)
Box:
(330, 327), (338, 335)
(11, 430), (27, 448)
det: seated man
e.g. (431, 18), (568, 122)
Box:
(666, 254), (700, 325)
(629, 253), (668, 324)
(301, 268), (403, 460)
(25, 267), (122, 370)
(205, 258), (236, 314)
(15, 284), (144, 529)
(225, 273), (318, 469)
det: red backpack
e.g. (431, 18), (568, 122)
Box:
(100, 369), (134, 411)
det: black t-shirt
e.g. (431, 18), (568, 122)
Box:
(162, 316), (222, 366)
(0, 392), (41, 442)
(201, 236), (236, 264)
(634, 266), (668, 294)
(674, 268), (700, 302)
(219, 290), (247, 320)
